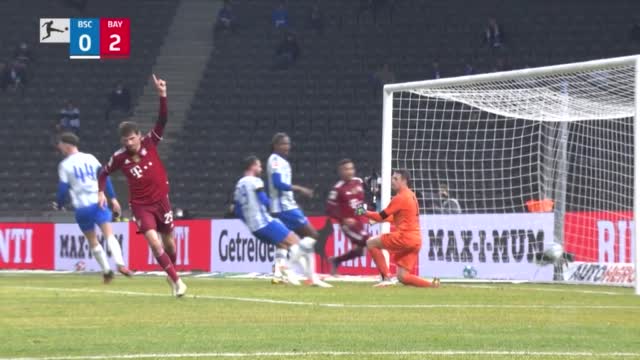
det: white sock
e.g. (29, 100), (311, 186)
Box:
(91, 244), (110, 274)
(107, 235), (125, 267)
(290, 241), (320, 279)
(300, 237), (317, 279)
(274, 248), (288, 277)
(288, 243), (307, 274)
(305, 251), (317, 280)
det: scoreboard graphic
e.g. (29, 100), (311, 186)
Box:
(40, 18), (130, 59)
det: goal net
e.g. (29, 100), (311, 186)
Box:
(381, 56), (639, 293)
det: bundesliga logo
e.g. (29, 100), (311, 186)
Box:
(39, 18), (70, 43)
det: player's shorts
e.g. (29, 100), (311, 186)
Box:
(274, 208), (309, 231)
(381, 231), (422, 272)
(341, 222), (369, 246)
(253, 220), (290, 245)
(131, 196), (174, 234)
(75, 204), (112, 232)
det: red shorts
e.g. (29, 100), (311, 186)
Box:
(381, 231), (421, 272)
(131, 196), (174, 234)
(341, 222), (369, 246)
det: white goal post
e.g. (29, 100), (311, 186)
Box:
(381, 55), (640, 294)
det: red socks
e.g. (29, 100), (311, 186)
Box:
(155, 251), (179, 282)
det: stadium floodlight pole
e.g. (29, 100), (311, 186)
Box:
(635, 56), (640, 296)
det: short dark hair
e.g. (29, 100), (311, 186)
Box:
(271, 132), (289, 150)
(393, 169), (411, 187)
(243, 155), (259, 171)
(118, 121), (140, 137)
(337, 158), (353, 168)
(58, 132), (79, 147)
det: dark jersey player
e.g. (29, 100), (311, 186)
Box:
(97, 74), (186, 297)
(326, 159), (390, 282)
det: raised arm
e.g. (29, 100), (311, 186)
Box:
(150, 74), (168, 143)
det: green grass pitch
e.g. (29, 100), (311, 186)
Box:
(1, 274), (639, 360)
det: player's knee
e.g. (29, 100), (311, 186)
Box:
(283, 232), (299, 247)
(149, 243), (164, 257)
(303, 227), (318, 239)
(399, 275), (408, 284)
(366, 238), (377, 249)
(397, 271), (407, 283)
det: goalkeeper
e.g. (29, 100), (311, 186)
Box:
(358, 170), (440, 288)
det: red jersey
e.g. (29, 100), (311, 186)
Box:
(98, 97), (170, 205)
(326, 177), (367, 223)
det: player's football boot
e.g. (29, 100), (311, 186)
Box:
(281, 267), (301, 286)
(431, 277), (441, 288)
(117, 265), (133, 277)
(373, 279), (396, 288)
(166, 276), (176, 296)
(174, 279), (188, 297)
(103, 270), (115, 284)
(272, 264), (290, 285)
(307, 276), (333, 288)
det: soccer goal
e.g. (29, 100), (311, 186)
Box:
(381, 56), (639, 294)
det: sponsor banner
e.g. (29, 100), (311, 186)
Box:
(0, 223), (54, 270)
(210, 219), (277, 273)
(419, 213), (555, 280)
(129, 220), (211, 272)
(563, 262), (635, 286)
(564, 211), (634, 263)
(210, 217), (396, 276)
(53, 222), (129, 271)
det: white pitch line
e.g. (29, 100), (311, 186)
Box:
(2, 350), (640, 360)
(5, 286), (639, 310)
(454, 284), (632, 296)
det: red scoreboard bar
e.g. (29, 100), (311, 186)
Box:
(99, 18), (130, 58)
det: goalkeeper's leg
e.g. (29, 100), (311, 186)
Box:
(366, 235), (392, 281)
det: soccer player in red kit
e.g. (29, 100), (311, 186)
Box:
(97, 74), (187, 297)
(326, 159), (392, 283)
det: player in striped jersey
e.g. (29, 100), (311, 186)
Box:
(54, 132), (131, 283)
(235, 155), (331, 287)
(266, 133), (320, 283)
